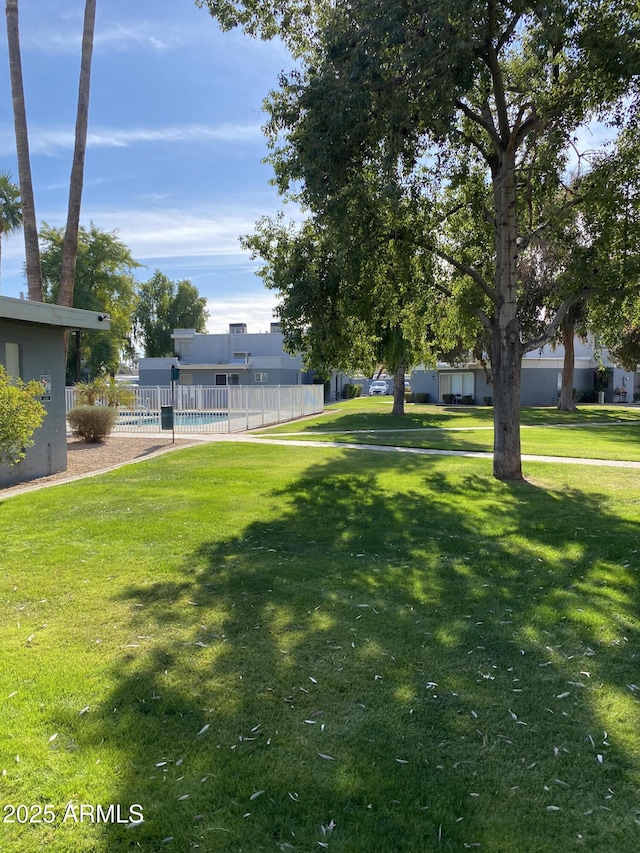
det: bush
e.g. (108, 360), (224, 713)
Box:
(461, 394), (474, 405)
(442, 393), (454, 404)
(341, 383), (362, 399)
(74, 377), (135, 408)
(579, 389), (598, 404)
(0, 366), (46, 465)
(67, 405), (118, 443)
(483, 396), (493, 406)
(414, 392), (431, 404)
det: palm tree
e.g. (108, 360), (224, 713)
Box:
(0, 171), (22, 293)
(5, 0), (42, 301)
(57, 0), (96, 309)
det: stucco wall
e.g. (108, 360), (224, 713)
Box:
(0, 321), (67, 486)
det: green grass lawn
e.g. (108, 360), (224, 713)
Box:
(257, 400), (640, 461)
(1, 441), (639, 852)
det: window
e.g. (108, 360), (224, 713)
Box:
(180, 373), (193, 386)
(231, 351), (250, 364)
(439, 372), (474, 400)
(4, 343), (20, 380)
(254, 372), (268, 383)
(215, 373), (240, 386)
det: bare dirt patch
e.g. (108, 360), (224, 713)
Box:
(1, 435), (197, 496)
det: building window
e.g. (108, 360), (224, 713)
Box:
(254, 372), (268, 383)
(439, 372), (474, 401)
(4, 342), (20, 379)
(180, 373), (193, 386)
(215, 373), (240, 386)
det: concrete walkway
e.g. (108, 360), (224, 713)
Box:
(3, 428), (639, 500)
(117, 429), (640, 469)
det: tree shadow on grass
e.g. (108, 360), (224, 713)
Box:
(97, 450), (640, 852)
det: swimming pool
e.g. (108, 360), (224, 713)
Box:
(116, 410), (228, 432)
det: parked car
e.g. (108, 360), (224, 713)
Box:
(369, 380), (388, 395)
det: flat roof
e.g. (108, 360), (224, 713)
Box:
(0, 295), (110, 331)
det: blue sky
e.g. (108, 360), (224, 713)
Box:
(0, 0), (294, 332)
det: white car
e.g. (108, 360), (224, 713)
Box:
(369, 380), (388, 395)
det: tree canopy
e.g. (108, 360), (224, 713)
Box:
(40, 223), (139, 378)
(202, 0), (640, 479)
(134, 270), (209, 358)
(0, 170), (22, 292)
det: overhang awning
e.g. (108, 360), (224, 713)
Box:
(0, 295), (111, 331)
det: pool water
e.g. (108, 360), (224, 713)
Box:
(117, 411), (226, 428)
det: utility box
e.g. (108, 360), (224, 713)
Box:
(160, 405), (174, 430)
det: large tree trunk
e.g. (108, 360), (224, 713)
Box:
(490, 317), (523, 480)
(5, 0), (42, 301)
(557, 314), (577, 411)
(391, 362), (405, 415)
(58, 0), (96, 309)
(490, 147), (524, 480)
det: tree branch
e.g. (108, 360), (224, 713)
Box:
(427, 242), (498, 305)
(496, 11), (523, 52)
(455, 98), (501, 150)
(522, 288), (595, 353)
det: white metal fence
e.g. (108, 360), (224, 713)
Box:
(65, 384), (324, 434)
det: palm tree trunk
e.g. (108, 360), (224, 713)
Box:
(5, 0), (42, 301)
(57, 0), (96, 309)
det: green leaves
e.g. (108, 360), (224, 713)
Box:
(134, 271), (209, 358)
(0, 366), (46, 466)
(40, 223), (140, 377)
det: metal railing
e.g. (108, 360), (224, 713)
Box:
(65, 385), (324, 434)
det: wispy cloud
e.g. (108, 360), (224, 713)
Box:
(86, 207), (266, 260)
(23, 22), (186, 55)
(0, 123), (264, 157)
(205, 293), (280, 334)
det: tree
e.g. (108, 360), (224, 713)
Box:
(57, 0), (96, 311)
(0, 171), (22, 293)
(201, 0), (640, 479)
(0, 365), (45, 466)
(5, 0), (42, 301)
(244, 174), (442, 415)
(134, 270), (209, 357)
(40, 223), (140, 379)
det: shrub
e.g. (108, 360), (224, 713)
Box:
(67, 405), (118, 443)
(341, 383), (362, 399)
(74, 377), (135, 408)
(0, 366), (46, 465)
(414, 392), (431, 404)
(483, 396), (493, 406)
(461, 394), (474, 405)
(442, 393), (454, 404)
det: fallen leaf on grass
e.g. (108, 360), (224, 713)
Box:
(318, 753), (335, 761)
